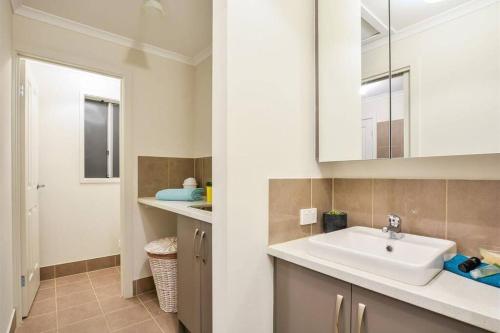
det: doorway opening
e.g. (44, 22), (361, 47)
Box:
(17, 58), (123, 319)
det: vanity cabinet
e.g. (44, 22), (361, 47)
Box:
(275, 259), (490, 333)
(177, 216), (212, 333)
(275, 259), (351, 333)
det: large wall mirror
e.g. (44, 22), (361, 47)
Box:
(317, 0), (500, 162)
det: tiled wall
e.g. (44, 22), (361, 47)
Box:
(138, 156), (212, 197)
(268, 178), (499, 257)
(268, 179), (332, 245)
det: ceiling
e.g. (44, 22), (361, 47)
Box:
(20, 0), (212, 58)
(362, 0), (473, 42)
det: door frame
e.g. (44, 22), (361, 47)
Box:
(11, 52), (133, 322)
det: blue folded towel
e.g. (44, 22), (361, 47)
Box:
(155, 188), (204, 202)
(444, 254), (499, 288)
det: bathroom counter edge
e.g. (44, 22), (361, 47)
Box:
(268, 238), (500, 332)
(138, 197), (212, 223)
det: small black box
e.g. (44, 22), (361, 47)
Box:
(323, 212), (347, 233)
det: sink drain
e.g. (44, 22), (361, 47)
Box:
(386, 245), (393, 252)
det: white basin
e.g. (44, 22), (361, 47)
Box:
(307, 226), (456, 286)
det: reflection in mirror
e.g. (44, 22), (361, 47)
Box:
(390, 0), (500, 158)
(360, 0), (391, 160)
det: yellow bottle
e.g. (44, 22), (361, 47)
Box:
(206, 181), (212, 203)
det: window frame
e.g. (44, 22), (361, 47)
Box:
(79, 93), (121, 184)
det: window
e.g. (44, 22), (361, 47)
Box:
(81, 96), (120, 182)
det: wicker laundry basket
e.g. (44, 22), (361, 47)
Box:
(144, 237), (178, 313)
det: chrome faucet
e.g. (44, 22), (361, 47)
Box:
(382, 214), (402, 239)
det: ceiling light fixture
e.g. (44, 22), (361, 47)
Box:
(143, 0), (165, 15)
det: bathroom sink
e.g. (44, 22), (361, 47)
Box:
(307, 226), (456, 286)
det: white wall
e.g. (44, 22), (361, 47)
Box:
(29, 60), (121, 266)
(213, 1), (330, 332)
(364, 3), (500, 158)
(193, 56), (212, 157)
(13, 14), (196, 292)
(0, 0), (14, 331)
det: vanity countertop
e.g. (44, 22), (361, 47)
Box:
(268, 238), (500, 332)
(138, 197), (212, 223)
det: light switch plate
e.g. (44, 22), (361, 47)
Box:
(300, 208), (317, 225)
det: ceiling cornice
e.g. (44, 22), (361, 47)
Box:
(14, 4), (212, 66)
(363, 0), (499, 53)
(192, 47), (212, 66)
(10, 0), (22, 12)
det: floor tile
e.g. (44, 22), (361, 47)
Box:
(15, 312), (56, 333)
(39, 280), (55, 291)
(90, 274), (120, 289)
(137, 292), (157, 303)
(58, 316), (109, 333)
(57, 301), (102, 328)
(142, 300), (163, 316)
(88, 267), (119, 279)
(99, 296), (140, 314)
(104, 304), (150, 331)
(153, 313), (178, 333)
(95, 283), (121, 300)
(28, 298), (56, 317)
(56, 280), (93, 297)
(114, 320), (162, 333)
(56, 273), (90, 287)
(33, 288), (55, 303)
(57, 290), (97, 310)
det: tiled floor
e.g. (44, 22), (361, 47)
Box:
(16, 267), (178, 333)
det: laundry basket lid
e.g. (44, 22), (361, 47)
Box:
(144, 237), (177, 255)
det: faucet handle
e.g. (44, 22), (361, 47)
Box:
(382, 226), (388, 233)
(388, 214), (401, 227)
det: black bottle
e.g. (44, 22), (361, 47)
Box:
(458, 257), (481, 273)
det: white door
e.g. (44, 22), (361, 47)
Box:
(362, 118), (375, 160)
(20, 60), (41, 317)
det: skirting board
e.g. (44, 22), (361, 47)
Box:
(133, 276), (156, 295)
(40, 254), (120, 280)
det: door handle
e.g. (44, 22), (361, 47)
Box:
(198, 231), (205, 262)
(37, 184), (46, 190)
(200, 232), (207, 264)
(357, 303), (366, 333)
(335, 294), (343, 333)
(193, 228), (200, 259)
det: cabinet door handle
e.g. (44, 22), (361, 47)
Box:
(335, 294), (343, 333)
(193, 228), (200, 259)
(201, 231), (207, 264)
(357, 303), (366, 333)
(198, 231), (205, 261)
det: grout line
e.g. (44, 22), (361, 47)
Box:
(331, 178), (335, 211)
(111, 318), (153, 332)
(445, 179), (448, 239)
(371, 179), (374, 228)
(310, 179), (313, 235)
(54, 272), (59, 332)
(57, 313), (103, 331)
(88, 272), (113, 333)
(136, 294), (165, 333)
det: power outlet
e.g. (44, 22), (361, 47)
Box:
(300, 208), (317, 225)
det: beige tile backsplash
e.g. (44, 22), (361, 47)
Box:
(138, 156), (212, 197)
(268, 179), (332, 245)
(269, 178), (499, 256)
